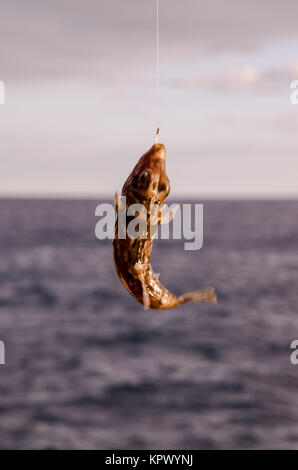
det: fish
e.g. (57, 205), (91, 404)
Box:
(112, 138), (217, 309)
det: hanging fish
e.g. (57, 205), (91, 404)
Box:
(113, 138), (217, 309)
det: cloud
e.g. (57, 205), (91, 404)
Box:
(176, 67), (259, 91)
(173, 63), (298, 92)
(1, 1), (298, 197)
(1, 0), (298, 80)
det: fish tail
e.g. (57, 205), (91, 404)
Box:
(179, 287), (217, 304)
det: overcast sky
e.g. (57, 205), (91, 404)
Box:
(0, 0), (298, 198)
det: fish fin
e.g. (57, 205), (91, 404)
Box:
(179, 287), (217, 304)
(134, 262), (151, 310)
(142, 285), (150, 310)
(114, 192), (125, 213)
(114, 192), (119, 212)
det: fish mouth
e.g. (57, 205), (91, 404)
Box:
(151, 143), (165, 160)
(149, 144), (166, 163)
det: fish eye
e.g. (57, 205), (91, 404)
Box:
(139, 170), (151, 190)
(132, 175), (139, 188)
(158, 181), (169, 195)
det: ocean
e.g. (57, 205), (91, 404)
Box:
(0, 198), (297, 449)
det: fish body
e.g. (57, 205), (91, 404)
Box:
(113, 142), (217, 309)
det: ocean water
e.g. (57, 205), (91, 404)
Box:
(0, 198), (297, 449)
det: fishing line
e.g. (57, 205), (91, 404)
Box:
(154, 0), (160, 143)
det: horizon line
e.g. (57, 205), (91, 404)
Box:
(0, 193), (297, 202)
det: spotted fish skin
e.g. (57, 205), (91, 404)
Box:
(113, 142), (217, 309)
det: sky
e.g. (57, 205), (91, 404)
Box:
(0, 0), (298, 198)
